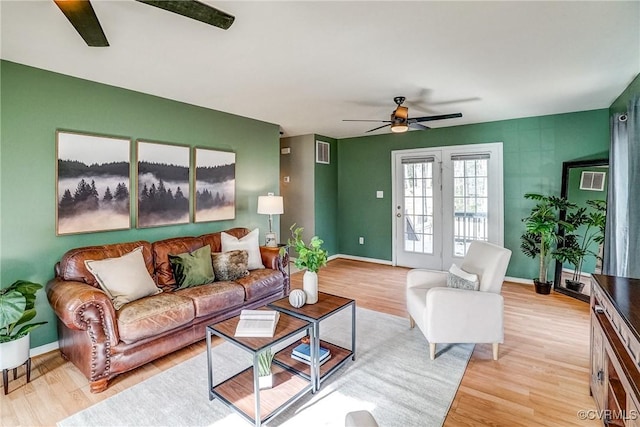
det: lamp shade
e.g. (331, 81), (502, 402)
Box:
(257, 195), (284, 215)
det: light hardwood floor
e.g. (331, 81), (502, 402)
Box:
(1, 259), (598, 426)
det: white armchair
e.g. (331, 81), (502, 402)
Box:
(406, 241), (512, 360)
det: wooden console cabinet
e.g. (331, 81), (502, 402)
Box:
(591, 274), (640, 426)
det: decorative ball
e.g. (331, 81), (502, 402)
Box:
(289, 289), (306, 308)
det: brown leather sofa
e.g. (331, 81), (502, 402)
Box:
(46, 227), (289, 393)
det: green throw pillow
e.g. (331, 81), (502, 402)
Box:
(169, 245), (215, 289)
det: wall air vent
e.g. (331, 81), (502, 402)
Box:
(316, 140), (330, 164)
(580, 171), (606, 191)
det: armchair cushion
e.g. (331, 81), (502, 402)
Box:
(446, 264), (479, 291)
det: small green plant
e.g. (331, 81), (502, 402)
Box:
(520, 193), (576, 284)
(257, 349), (274, 377)
(554, 199), (606, 283)
(282, 224), (328, 273)
(0, 280), (47, 343)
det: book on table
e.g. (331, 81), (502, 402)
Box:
(234, 310), (280, 337)
(291, 343), (331, 365)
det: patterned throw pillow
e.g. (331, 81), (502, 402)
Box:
(168, 245), (215, 289)
(212, 250), (250, 281)
(446, 264), (480, 291)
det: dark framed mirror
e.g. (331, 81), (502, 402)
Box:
(554, 159), (609, 302)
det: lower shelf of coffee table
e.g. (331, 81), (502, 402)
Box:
(274, 339), (352, 381)
(211, 363), (312, 421)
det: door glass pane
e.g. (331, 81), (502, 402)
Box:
(403, 161), (434, 254)
(453, 158), (489, 256)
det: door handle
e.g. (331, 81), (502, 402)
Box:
(396, 213), (401, 218)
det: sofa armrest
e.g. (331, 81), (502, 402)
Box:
(46, 278), (119, 346)
(259, 246), (287, 271)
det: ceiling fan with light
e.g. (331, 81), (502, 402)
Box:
(343, 96), (462, 133)
(53, 0), (234, 47)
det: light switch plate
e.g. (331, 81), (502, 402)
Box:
(376, 191), (384, 198)
(281, 147), (291, 154)
(283, 176), (290, 183)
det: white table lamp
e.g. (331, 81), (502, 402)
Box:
(257, 194), (284, 247)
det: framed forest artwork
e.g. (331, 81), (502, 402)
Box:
(56, 130), (131, 235)
(194, 148), (236, 223)
(136, 140), (190, 228)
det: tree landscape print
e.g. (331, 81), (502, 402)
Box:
(137, 141), (190, 228)
(194, 148), (235, 222)
(56, 131), (131, 235)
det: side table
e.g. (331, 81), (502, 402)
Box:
(206, 311), (316, 426)
(269, 291), (356, 391)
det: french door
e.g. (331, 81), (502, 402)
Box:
(392, 143), (504, 270)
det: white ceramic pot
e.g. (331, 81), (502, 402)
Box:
(0, 334), (30, 370)
(303, 271), (318, 304)
(258, 373), (273, 389)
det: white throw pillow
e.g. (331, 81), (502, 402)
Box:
(221, 228), (265, 270)
(447, 263), (480, 291)
(85, 247), (161, 310)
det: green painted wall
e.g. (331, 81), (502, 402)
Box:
(610, 73), (640, 114)
(337, 109), (610, 279)
(0, 61), (280, 347)
(314, 135), (338, 255)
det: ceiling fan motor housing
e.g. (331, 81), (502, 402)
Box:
(392, 106), (409, 124)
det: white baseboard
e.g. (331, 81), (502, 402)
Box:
(505, 276), (534, 285)
(331, 254), (393, 265)
(30, 341), (59, 357)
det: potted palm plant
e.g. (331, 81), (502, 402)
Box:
(0, 280), (47, 372)
(554, 199), (606, 292)
(282, 224), (328, 304)
(520, 193), (575, 294)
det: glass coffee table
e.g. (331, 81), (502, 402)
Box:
(206, 311), (316, 426)
(268, 291), (356, 391)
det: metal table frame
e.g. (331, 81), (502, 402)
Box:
(206, 317), (316, 426)
(269, 293), (356, 391)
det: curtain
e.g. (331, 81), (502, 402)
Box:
(604, 94), (640, 278)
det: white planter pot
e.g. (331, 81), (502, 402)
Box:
(0, 334), (30, 370)
(303, 271), (318, 304)
(258, 373), (273, 389)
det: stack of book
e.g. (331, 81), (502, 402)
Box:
(291, 343), (331, 366)
(234, 310), (280, 337)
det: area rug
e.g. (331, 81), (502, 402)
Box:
(58, 307), (473, 427)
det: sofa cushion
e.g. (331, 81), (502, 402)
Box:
(117, 292), (195, 344)
(212, 250), (250, 281)
(169, 245), (215, 289)
(153, 236), (205, 291)
(176, 282), (245, 318)
(85, 247), (162, 310)
(221, 228), (265, 270)
(235, 268), (285, 302)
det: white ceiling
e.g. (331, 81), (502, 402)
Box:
(1, 1), (639, 139)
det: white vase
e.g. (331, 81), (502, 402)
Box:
(258, 373), (273, 389)
(0, 334), (30, 370)
(303, 271), (318, 304)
